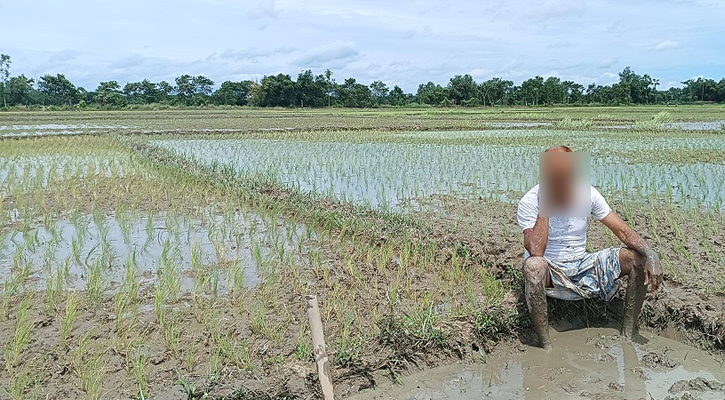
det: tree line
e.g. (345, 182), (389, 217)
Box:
(1, 54), (724, 109)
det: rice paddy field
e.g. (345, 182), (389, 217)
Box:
(0, 106), (724, 399)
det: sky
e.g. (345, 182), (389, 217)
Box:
(1, 0), (724, 92)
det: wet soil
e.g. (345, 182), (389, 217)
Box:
(345, 325), (725, 400)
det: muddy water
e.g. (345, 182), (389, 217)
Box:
(346, 327), (725, 400)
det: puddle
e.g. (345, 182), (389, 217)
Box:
(487, 122), (551, 128)
(0, 124), (133, 138)
(0, 210), (315, 295)
(346, 327), (725, 400)
(664, 121), (725, 131)
(597, 125), (634, 130)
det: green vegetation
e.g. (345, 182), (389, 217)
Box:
(0, 108), (723, 398)
(1, 52), (725, 109)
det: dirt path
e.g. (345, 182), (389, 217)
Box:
(346, 325), (725, 400)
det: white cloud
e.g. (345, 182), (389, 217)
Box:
(525, 0), (587, 19)
(292, 41), (360, 69)
(654, 40), (681, 50)
(546, 40), (577, 49)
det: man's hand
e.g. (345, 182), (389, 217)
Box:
(601, 212), (664, 291)
(643, 248), (663, 291)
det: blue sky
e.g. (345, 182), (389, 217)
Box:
(1, 0), (724, 92)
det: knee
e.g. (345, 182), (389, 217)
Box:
(523, 256), (547, 283)
(620, 248), (646, 276)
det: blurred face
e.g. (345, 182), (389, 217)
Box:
(539, 151), (590, 216)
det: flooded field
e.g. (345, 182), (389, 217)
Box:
(0, 209), (313, 293)
(0, 108), (723, 399)
(151, 129), (725, 210)
(0, 124), (133, 138)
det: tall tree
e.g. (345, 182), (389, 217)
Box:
(447, 74), (479, 106)
(295, 70), (327, 107)
(212, 80), (254, 106)
(37, 74), (78, 106)
(8, 74), (35, 106)
(0, 54), (11, 107)
(157, 81), (174, 103)
(520, 76), (545, 105)
(337, 78), (373, 107)
(369, 80), (389, 106)
(254, 74), (296, 107)
(388, 85), (409, 106)
(416, 82), (448, 105)
(95, 81), (125, 106)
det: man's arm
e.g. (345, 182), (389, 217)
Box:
(600, 212), (663, 291)
(523, 216), (549, 257)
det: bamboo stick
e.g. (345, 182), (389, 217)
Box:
(306, 294), (334, 399)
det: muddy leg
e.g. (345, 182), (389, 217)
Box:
(523, 256), (552, 349)
(620, 249), (646, 338)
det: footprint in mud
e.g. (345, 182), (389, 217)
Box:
(641, 348), (678, 369)
(669, 377), (725, 393)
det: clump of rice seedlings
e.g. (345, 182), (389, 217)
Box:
(162, 311), (183, 358)
(250, 303), (268, 337)
(190, 241), (209, 296)
(634, 111), (673, 130)
(72, 328), (106, 399)
(44, 264), (66, 313)
(212, 325), (253, 371)
(3, 358), (42, 400)
(77, 352), (106, 400)
(226, 259), (246, 298)
(132, 347), (150, 397)
(61, 291), (80, 346)
(3, 296), (33, 374)
(294, 327), (312, 362)
(86, 256), (106, 308)
(183, 344), (198, 373)
(113, 287), (138, 346)
(553, 115), (593, 130)
(153, 281), (169, 325)
(159, 238), (182, 301)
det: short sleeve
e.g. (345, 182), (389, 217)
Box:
(517, 189), (539, 232)
(591, 187), (612, 220)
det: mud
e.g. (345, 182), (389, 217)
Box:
(346, 326), (725, 400)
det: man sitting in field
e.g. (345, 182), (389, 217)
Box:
(517, 145), (663, 349)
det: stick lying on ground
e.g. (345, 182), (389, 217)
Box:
(306, 294), (334, 399)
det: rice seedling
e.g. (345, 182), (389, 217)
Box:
(77, 352), (106, 400)
(3, 359), (42, 400)
(132, 347), (150, 397)
(61, 291), (80, 346)
(162, 310), (183, 358)
(3, 296), (33, 374)
(86, 256), (106, 308)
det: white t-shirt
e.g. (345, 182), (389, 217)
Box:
(517, 185), (612, 262)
